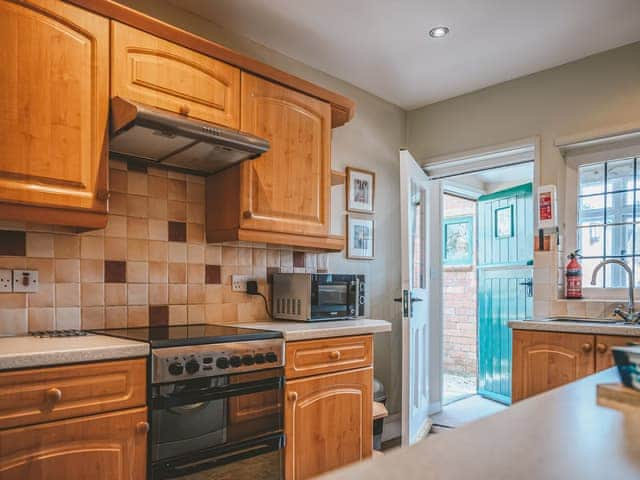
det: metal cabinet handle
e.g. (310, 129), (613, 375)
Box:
(45, 387), (62, 403)
(581, 343), (593, 353)
(287, 392), (298, 402)
(596, 343), (608, 354)
(136, 421), (150, 434)
(329, 351), (341, 360)
(179, 105), (191, 116)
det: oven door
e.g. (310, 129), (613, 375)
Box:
(151, 368), (284, 480)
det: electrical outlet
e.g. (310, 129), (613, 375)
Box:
(0, 269), (11, 292)
(13, 270), (38, 293)
(231, 275), (254, 292)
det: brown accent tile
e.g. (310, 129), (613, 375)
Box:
(267, 267), (281, 284)
(168, 263), (187, 283)
(168, 179), (186, 201)
(127, 305), (148, 327)
(126, 160), (148, 173)
(0, 230), (26, 256)
(105, 306), (127, 328)
(105, 238), (127, 260)
(167, 201), (186, 222)
(148, 175), (168, 199)
(82, 306), (105, 329)
(168, 221), (187, 242)
(187, 223), (204, 243)
(55, 259), (80, 283)
(149, 305), (169, 327)
(105, 284), (127, 306)
(104, 260), (126, 283)
(205, 265), (221, 284)
(127, 195), (148, 218)
(293, 251), (305, 268)
(26, 232), (54, 257)
(169, 305), (187, 325)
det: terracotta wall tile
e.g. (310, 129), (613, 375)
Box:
(148, 176), (168, 199)
(105, 306), (127, 328)
(55, 283), (80, 307)
(148, 199), (168, 220)
(168, 179), (187, 201)
(82, 306), (105, 329)
(80, 236), (104, 260)
(0, 230), (25, 256)
(55, 259), (80, 283)
(127, 261), (148, 283)
(149, 284), (168, 305)
(187, 223), (204, 243)
(148, 241), (168, 262)
(127, 239), (148, 261)
(168, 263), (187, 283)
(26, 258), (54, 282)
(82, 283), (104, 307)
(26, 233), (54, 258)
(168, 243), (187, 263)
(56, 307), (81, 329)
(81, 259), (104, 283)
(149, 219), (168, 241)
(0, 308), (28, 335)
(29, 308), (55, 331)
(109, 192), (128, 215)
(188, 264), (204, 284)
(53, 235), (80, 258)
(167, 201), (187, 222)
(169, 305), (187, 325)
(149, 262), (168, 284)
(188, 304), (205, 324)
(127, 284), (148, 305)
(169, 284), (187, 304)
(110, 169), (128, 193)
(29, 284), (54, 307)
(105, 238), (127, 260)
(105, 284), (127, 306)
(127, 305), (148, 327)
(128, 171), (148, 196)
(187, 245), (204, 264)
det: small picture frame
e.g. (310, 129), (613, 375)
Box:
(495, 205), (514, 238)
(346, 167), (375, 213)
(347, 215), (374, 260)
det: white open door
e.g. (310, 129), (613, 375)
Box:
(399, 149), (441, 445)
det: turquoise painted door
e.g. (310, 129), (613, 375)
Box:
(477, 183), (533, 404)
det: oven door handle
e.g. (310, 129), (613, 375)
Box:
(155, 433), (285, 479)
(153, 376), (284, 409)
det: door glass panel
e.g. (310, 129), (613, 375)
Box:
(411, 180), (427, 290)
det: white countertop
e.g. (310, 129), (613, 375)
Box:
(509, 318), (640, 336)
(0, 334), (149, 371)
(236, 319), (392, 341)
(320, 368), (640, 480)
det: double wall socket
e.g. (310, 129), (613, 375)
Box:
(0, 270), (11, 293)
(0, 270), (39, 293)
(231, 275), (255, 292)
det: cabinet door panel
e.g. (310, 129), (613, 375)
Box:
(285, 367), (372, 480)
(240, 73), (331, 236)
(111, 22), (240, 129)
(595, 335), (640, 371)
(0, 0), (108, 212)
(512, 330), (594, 402)
(0, 407), (147, 480)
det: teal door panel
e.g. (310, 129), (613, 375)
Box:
(477, 183), (533, 405)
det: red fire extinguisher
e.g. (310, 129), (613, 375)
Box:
(565, 250), (583, 299)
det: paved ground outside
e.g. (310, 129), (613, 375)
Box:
(443, 372), (476, 405)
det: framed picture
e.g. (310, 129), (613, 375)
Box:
(347, 215), (374, 259)
(443, 216), (473, 266)
(346, 167), (375, 213)
(495, 205), (514, 238)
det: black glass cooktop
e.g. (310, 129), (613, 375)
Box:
(91, 324), (282, 348)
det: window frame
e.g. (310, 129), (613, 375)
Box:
(442, 215), (474, 267)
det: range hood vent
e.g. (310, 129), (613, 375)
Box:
(109, 97), (269, 174)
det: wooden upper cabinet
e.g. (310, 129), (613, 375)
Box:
(284, 368), (372, 480)
(111, 21), (240, 129)
(0, 0), (109, 228)
(239, 73), (331, 236)
(0, 407), (148, 480)
(512, 330), (595, 402)
(595, 335), (640, 372)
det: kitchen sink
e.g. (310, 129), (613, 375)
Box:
(542, 316), (623, 324)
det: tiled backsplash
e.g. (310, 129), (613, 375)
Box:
(0, 158), (327, 335)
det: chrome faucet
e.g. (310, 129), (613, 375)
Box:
(590, 259), (640, 324)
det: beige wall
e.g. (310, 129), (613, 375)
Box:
(116, 0), (406, 414)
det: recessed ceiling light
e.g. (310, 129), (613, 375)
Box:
(428, 26), (450, 39)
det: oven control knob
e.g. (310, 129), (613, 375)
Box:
(216, 357), (230, 369)
(230, 355), (242, 368)
(242, 355), (255, 366)
(185, 359), (200, 375)
(254, 353), (266, 364)
(265, 352), (278, 363)
(168, 362), (184, 376)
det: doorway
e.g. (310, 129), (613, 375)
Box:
(440, 161), (534, 412)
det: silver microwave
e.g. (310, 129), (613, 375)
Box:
(272, 273), (365, 321)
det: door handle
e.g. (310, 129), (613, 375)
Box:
(519, 279), (533, 297)
(410, 298), (423, 303)
(394, 298), (402, 302)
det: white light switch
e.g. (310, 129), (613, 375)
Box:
(0, 270), (11, 292)
(13, 270), (38, 293)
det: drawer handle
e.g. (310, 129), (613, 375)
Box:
(45, 387), (62, 403)
(136, 421), (150, 434)
(581, 343), (593, 353)
(329, 351), (341, 360)
(596, 343), (608, 354)
(287, 392), (298, 402)
(179, 105), (191, 116)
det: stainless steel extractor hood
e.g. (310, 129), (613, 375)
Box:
(109, 97), (269, 174)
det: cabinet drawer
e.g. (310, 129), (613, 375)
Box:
(285, 335), (372, 379)
(0, 359), (146, 430)
(111, 21), (240, 129)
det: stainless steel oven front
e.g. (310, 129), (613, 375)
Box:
(150, 340), (285, 479)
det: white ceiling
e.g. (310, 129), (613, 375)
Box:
(168, 0), (640, 109)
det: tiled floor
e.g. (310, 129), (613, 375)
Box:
(431, 395), (507, 429)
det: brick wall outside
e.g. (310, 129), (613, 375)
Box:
(442, 195), (477, 378)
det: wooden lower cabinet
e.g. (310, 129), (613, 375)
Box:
(0, 407), (148, 480)
(284, 367), (373, 480)
(512, 330), (595, 402)
(595, 335), (640, 371)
